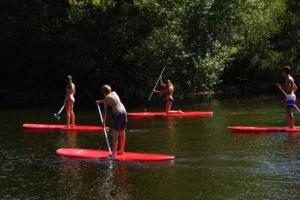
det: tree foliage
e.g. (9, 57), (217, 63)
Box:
(0, 0), (299, 104)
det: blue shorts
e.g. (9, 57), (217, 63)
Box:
(112, 112), (127, 131)
(286, 94), (296, 109)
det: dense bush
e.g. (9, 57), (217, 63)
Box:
(0, 0), (299, 105)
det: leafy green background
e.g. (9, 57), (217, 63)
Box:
(0, 0), (299, 104)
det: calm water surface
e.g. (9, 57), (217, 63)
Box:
(1, 97), (300, 200)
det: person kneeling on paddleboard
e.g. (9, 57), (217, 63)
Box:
(64, 75), (76, 127)
(96, 85), (127, 158)
(153, 76), (183, 114)
(277, 66), (298, 129)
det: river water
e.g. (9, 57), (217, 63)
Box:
(1, 96), (300, 200)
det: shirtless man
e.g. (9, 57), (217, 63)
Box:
(96, 85), (127, 157)
(64, 75), (76, 127)
(277, 66), (298, 129)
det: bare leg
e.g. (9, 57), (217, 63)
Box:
(70, 103), (76, 126)
(287, 108), (295, 129)
(165, 100), (183, 114)
(165, 100), (172, 113)
(66, 103), (71, 126)
(119, 130), (126, 155)
(112, 130), (119, 157)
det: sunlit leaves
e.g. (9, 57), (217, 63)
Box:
(1, 0), (299, 102)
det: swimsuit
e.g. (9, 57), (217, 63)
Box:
(286, 93), (296, 108)
(67, 95), (75, 103)
(66, 84), (75, 103)
(112, 111), (127, 131)
(164, 95), (174, 103)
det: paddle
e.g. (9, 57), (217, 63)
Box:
(276, 83), (300, 113)
(96, 103), (113, 159)
(53, 105), (65, 120)
(144, 66), (167, 112)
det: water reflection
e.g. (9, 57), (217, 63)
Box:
(287, 132), (300, 141)
(165, 117), (177, 131)
(55, 130), (79, 149)
(286, 132), (300, 159)
(58, 159), (131, 200)
(66, 131), (77, 148)
(58, 157), (176, 200)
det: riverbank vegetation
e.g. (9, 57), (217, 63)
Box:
(0, 0), (299, 105)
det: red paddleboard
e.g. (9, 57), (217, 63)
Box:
(228, 126), (300, 133)
(128, 111), (213, 117)
(23, 124), (105, 132)
(56, 148), (175, 161)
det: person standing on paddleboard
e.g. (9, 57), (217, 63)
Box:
(277, 66), (298, 129)
(64, 75), (76, 127)
(154, 77), (183, 113)
(96, 85), (127, 158)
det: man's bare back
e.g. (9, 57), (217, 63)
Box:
(104, 91), (126, 113)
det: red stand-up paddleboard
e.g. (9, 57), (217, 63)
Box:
(228, 126), (300, 133)
(128, 111), (213, 118)
(56, 148), (175, 161)
(23, 124), (105, 132)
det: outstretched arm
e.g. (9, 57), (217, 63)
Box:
(153, 89), (161, 94)
(96, 100), (104, 104)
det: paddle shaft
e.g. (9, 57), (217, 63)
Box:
(57, 105), (65, 115)
(96, 104), (113, 157)
(147, 66), (166, 103)
(54, 105), (65, 120)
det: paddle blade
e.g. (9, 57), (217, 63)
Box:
(53, 113), (61, 120)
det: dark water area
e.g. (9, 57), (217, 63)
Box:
(1, 96), (300, 199)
